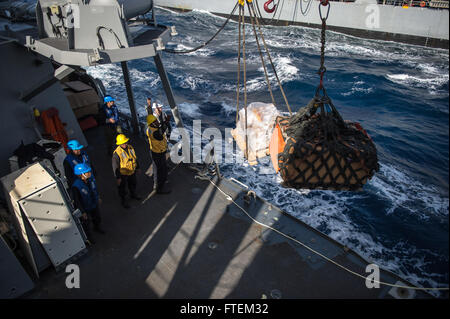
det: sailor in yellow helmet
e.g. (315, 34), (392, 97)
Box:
(146, 114), (171, 194)
(112, 133), (141, 208)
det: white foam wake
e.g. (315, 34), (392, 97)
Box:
(386, 73), (449, 94)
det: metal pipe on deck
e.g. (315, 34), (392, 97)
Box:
(153, 52), (192, 162)
(117, 0), (153, 20)
(121, 61), (140, 134)
(153, 52), (184, 129)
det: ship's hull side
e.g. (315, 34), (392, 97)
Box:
(154, 0), (449, 48)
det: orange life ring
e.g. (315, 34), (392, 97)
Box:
(420, 1), (426, 7)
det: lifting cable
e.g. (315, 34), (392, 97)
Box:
(254, 0), (268, 23)
(248, 0), (292, 115)
(256, 0), (285, 27)
(206, 176), (449, 293)
(236, 0), (294, 115)
(273, 0), (285, 26)
(242, 1), (249, 161)
(235, 0), (292, 162)
(255, 0), (279, 24)
(235, 0), (250, 160)
(236, 4), (243, 125)
(164, 0), (292, 117)
(315, 0), (344, 123)
(249, 2), (276, 106)
(300, 0), (313, 16)
(292, 0), (299, 25)
(164, 1), (239, 54)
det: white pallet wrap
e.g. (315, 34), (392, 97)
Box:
(231, 102), (280, 165)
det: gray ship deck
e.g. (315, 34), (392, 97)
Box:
(25, 126), (431, 299)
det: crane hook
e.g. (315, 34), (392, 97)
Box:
(264, 0), (276, 13)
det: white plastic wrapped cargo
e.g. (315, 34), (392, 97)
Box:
(231, 102), (279, 165)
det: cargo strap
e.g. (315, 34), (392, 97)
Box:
(235, 0), (293, 161)
(236, 2), (249, 159)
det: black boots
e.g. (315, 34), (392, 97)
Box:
(130, 193), (142, 200)
(94, 226), (106, 234)
(156, 185), (171, 194)
(121, 197), (130, 209)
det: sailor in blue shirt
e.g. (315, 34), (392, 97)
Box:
(101, 95), (121, 155)
(71, 163), (105, 244)
(64, 139), (93, 187)
(103, 95), (119, 127)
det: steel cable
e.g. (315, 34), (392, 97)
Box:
(164, 1), (239, 54)
(248, 1), (292, 115)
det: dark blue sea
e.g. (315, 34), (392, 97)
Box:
(87, 7), (449, 296)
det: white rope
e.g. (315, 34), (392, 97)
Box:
(207, 177), (449, 292)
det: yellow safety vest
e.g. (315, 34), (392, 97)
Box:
(114, 145), (137, 175)
(146, 126), (167, 153)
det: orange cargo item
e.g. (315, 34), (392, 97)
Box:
(40, 107), (69, 153)
(269, 123), (286, 173)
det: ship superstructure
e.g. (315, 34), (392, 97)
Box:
(154, 0), (449, 48)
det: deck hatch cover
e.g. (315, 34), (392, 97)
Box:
(19, 184), (86, 268)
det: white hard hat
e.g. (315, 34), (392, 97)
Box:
(152, 103), (163, 111)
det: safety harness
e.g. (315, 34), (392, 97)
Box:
(114, 145), (137, 176)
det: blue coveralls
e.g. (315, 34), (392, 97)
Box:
(64, 151), (91, 186)
(103, 103), (119, 154)
(72, 176), (101, 239)
(103, 103), (119, 127)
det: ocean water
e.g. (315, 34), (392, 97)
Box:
(87, 7), (449, 296)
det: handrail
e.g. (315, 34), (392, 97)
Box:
(379, 0), (449, 8)
(117, 111), (147, 139)
(324, 0), (449, 9)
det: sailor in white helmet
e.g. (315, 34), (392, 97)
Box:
(145, 96), (172, 191)
(146, 96), (172, 138)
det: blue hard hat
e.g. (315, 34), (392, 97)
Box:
(104, 95), (115, 103)
(74, 163), (92, 176)
(67, 139), (84, 151)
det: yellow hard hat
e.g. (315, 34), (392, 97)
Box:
(33, 108), (40, 117)
(116, 134), (129, 145)
(146, 114), (157, 125)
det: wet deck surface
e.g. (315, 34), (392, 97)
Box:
(26, 126), (431, 299)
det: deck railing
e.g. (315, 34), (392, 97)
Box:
(378, 0), (449, 8)
(328, 0), (449, 8)
(117, 111), (148, 139)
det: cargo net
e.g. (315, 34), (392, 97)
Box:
(278, 98), (379, 191)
